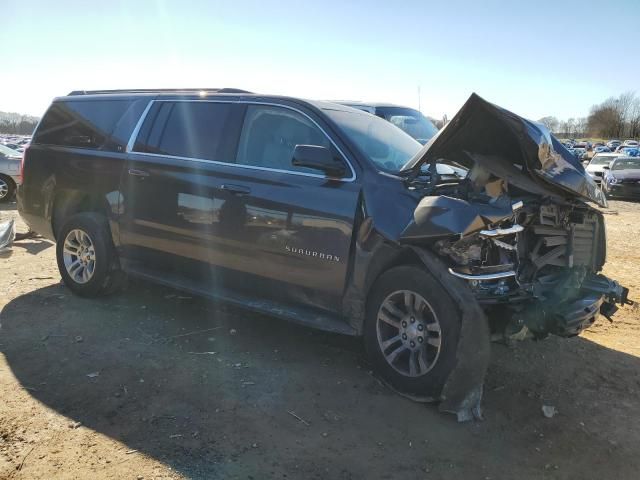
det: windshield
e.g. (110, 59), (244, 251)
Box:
(376, 107), (438, 142)
(590, 155), (617, 165)
(612, 158), (640, 170)
(324, 107), (422, 172)
(0, 144), (20, 157)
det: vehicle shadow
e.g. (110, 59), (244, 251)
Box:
(1, 281), (639, 479)
(10, 237), (53, 255)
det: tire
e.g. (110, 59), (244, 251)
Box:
(0, 175), (16, 203)
(364, 265), (461, 399)
(56, 212), (124, 297)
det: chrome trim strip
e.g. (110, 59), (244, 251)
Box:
(126, 100), (154, 153)
(479, 224), (524, 237)
(126, 99), (357, 182)
(448, 268), (516, 281)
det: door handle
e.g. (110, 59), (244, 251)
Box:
(128, 168), (150, 178)
(218, 184), (251, 195)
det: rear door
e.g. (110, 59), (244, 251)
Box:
(118, 99), (246, 280)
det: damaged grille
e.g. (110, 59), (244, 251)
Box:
(531, 214), (600, 269)
(525, 205), (604, 273)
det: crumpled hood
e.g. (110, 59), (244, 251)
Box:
(401, 93), (607, 207)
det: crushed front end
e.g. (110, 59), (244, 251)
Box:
(399, 93), (632, 341)
(436, 200), (631, 339)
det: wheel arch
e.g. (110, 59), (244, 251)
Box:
(51, 189), (114, 241)
(342, 241), (428, 334)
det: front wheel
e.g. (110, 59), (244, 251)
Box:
(364, 265), (461, 399)
(56, 213), (124, 297)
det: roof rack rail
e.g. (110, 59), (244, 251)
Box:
(68, 88), (252, 96)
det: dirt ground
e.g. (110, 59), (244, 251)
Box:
(0, 199), (639, 480)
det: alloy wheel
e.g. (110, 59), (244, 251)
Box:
(0, 178), (8, 199)
(376, 290), (442, 377)
(63, 229), (96, 284)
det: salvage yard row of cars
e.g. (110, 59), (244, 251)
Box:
(564, 138), (640, 161)
(15, 88), (633, 420)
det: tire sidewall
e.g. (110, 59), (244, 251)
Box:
(56, 213), (113, 297)
(364, 265), (461, 398)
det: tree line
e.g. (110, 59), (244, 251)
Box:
(538, 92), (640, 139)
(0, 111), (40, 135)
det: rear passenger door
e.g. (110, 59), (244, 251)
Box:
(118, 100), (246, 281)
(209, 103), (360, 310)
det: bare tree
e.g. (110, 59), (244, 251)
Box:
(537, 116), (559, 133)
(627, 97), (640, 139)
(566, 118), (576, 138)
(586, 92), (638, 139)
(575, 117), (588, 137)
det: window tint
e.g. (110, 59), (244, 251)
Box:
(236, 105), (332, 173)
(34, 100), (134, 149)
(134, 102), (241, 162)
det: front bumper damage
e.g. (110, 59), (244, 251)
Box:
(385, 93), (633, 420)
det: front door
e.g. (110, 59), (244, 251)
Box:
(207, 103), (360, 310)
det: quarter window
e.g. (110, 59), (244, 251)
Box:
(34, 100), (134, 149)
(236, 105), (333, 174)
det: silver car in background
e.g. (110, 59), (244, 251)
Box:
(0, 144), (22, 202)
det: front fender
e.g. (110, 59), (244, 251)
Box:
(410, 246), (491, 421)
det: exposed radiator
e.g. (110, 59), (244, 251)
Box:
(527, 205), (603, 271)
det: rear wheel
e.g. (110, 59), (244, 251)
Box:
(56, 213), (124, 297)
(364, 265), (461, 399)
(0, 175), (16, 203)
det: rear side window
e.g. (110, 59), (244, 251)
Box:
(34, 100), (135, 149)
(133, 101), (243, 162)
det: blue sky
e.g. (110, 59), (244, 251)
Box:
(3, 0), (639, 120)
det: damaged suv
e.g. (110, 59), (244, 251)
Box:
(18, 90), (631, 420)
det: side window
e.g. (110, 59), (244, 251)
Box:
(133, 101), (242, 162)
(236, 105), (333, 173)
(34, 100), (133, 149)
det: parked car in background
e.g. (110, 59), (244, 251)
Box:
(607, 140), (622, 151)
(602, 156), (640, 199)
(593, 146), (611, 154)
(622, 140), (639, 147)
(0, 143), (22, 202)
(586, 153), (620, 183)
(572, 147), (588, 160)
(618, 146), (639, 156)
(336, 102), (439, 144)
(2, 143), (22, 151)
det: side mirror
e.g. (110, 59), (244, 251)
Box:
(292, 145), (346, 178)
(602, 165), (610, 170)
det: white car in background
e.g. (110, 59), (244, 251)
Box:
(586, 152), (620, 184)
(0, 144), (22, 202)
